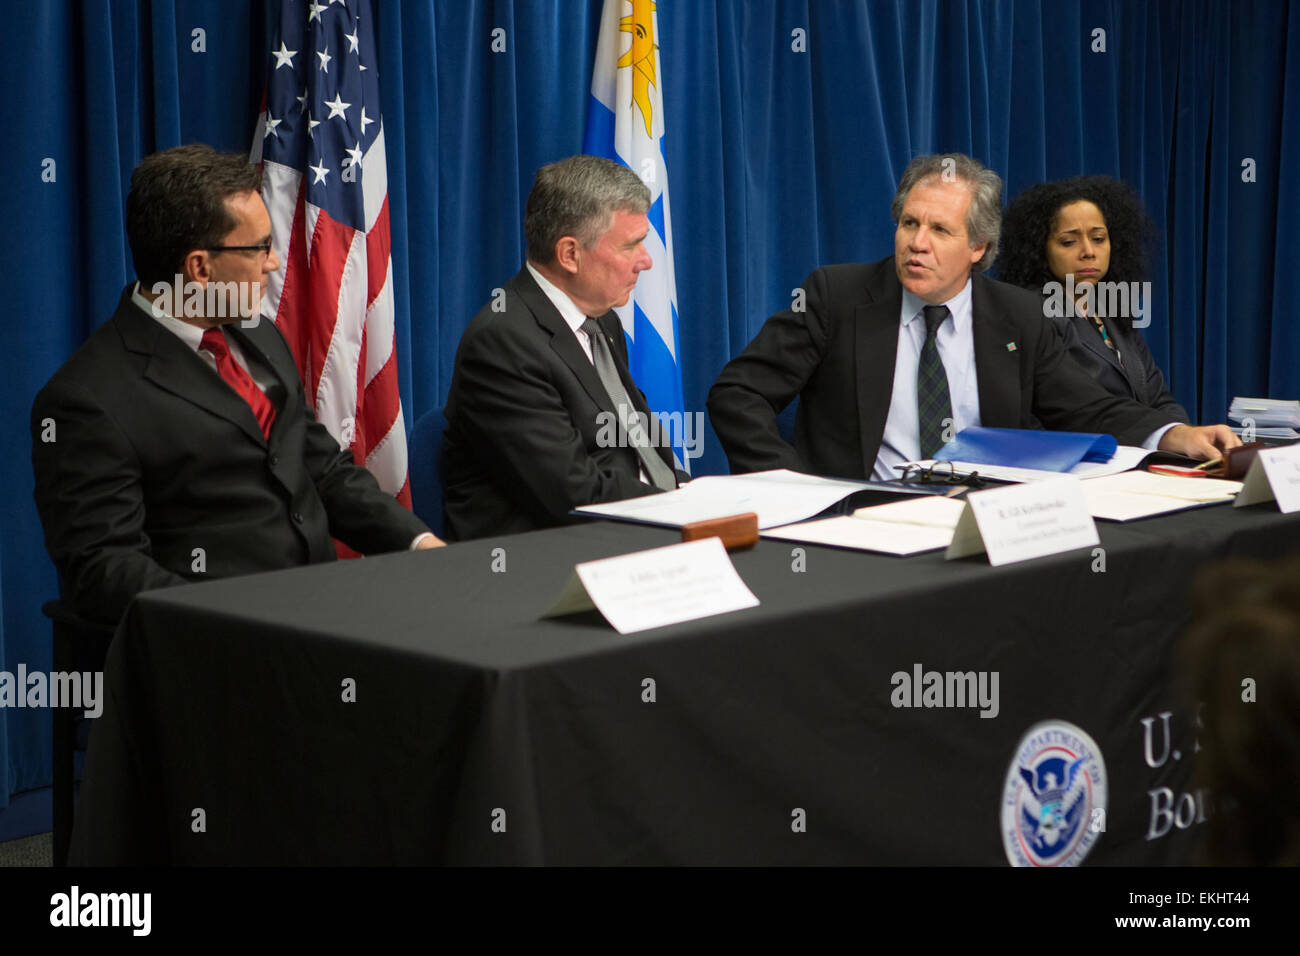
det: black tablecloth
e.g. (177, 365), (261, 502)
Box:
(70, 501), (1300, 864)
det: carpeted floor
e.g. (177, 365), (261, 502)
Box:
(0, 832), (52, 867)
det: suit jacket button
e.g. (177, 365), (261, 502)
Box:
(269, 454), (280, 468)
(292, 511), (304, 523)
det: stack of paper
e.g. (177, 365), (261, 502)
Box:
(1081, 471), (1242, 521)
(1229, 397), (1300, 427)
(1228, 397), (1300, 438)
(1230, 425), (1299, 439)
(761, 495), (967, 555)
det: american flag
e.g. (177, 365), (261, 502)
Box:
(252, 0), (410, 510)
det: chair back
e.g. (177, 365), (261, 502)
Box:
(408, 406), (447, 538)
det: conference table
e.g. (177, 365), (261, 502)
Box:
(69, 497), (1300, 865)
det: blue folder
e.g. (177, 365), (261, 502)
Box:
(934, 426), (1117, 472)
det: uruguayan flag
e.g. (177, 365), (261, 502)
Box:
(583, 0), (688, 470)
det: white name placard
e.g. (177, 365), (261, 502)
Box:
(541, 537), (759, 634)
(1234, 444), (1300, 513)
(945, 477), (1100, 566)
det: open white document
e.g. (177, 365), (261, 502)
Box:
(896, 444), (1154, 484)
(761, 495), (967, 555)
(573, 469), (875, 529)
(1081, 471), (1242, 521)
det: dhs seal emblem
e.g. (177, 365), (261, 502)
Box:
(1001, 720), (1107, 867)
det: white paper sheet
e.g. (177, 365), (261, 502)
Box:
(761, 516), (950, 555)
(1066, 445), (1158, 478)
(760, 495), (966, 555)
(851, 495), (969, 527)
(1081, 471), (1241, 521)
(574, 469), (875, 529)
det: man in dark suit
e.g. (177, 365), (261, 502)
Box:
(708, 154), (1237, 480)
(31, 145), (441, 625)
(443, 155), (681, 540)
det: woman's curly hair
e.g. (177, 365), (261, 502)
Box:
(997, 175), (1154, 295)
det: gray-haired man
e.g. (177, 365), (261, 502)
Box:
(443, 155), (682, 540)
(707, 153), (1238, 480)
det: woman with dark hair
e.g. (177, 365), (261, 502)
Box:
(999, 176), (1189, 422)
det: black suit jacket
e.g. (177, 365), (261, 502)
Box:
(443, 267), (677, 540)
(707, 257), (1175, 478)
(1051, 308), (1189, 423)
(31, 286), (429, 624)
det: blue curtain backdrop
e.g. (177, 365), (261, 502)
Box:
(2, 0), (1298, 806)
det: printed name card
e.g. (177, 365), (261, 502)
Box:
(542, 536), (759, 634)
(945, 477), (1100, 566)
(1234, 444), (1300, 513)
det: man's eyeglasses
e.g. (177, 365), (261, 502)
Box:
(898, 460), (993, 489)
(208, 241), (273, 256)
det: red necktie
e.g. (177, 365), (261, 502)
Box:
(200, 327), (276, 439)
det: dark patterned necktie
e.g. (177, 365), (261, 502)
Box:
(580, 318), (676, 491)
(917, 304), (953, 460)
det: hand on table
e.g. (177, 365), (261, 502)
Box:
(1157, 424), (1241, 461)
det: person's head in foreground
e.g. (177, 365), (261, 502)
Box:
(1180, 555), (1300, 866)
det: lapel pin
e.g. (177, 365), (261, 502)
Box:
(1006, 342), (1017, 352)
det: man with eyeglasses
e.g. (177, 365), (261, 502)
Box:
(31, 144), (441, 626)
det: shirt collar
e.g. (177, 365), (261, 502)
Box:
(900, 278), (973, 336)
(132, 280), (208, 353)
(526, 261), (593, 336)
